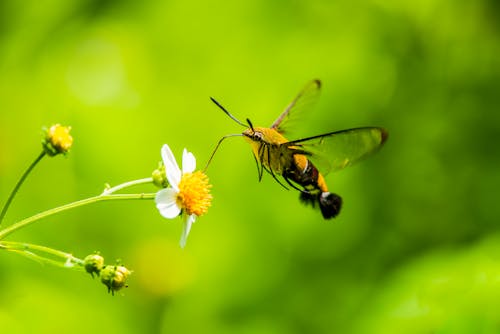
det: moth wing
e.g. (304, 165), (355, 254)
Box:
(271, 79), (321, 135)
(286, 127), (388, 175)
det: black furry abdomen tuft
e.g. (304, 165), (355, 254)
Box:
(299, 191), (342, 219)
(319, 192), (342, 219)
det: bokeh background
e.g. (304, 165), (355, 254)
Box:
(1, 0), (499, 333)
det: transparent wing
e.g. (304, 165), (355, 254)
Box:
(270, 79), (321, 134)
(285, 127), (388, 175)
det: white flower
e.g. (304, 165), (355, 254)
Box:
(155, 144), (212, 248)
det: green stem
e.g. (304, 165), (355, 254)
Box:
(0, 192), (155, 240)
(102, 177), (153, 195)
(0, 240), (84, 268)
(0, 151), (46, 225)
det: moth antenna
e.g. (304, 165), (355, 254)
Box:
(210, 97), (248, 128)
(204, 134), (242, 172)
(246, 118), (255, 132)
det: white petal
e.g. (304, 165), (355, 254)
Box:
(179, 215), (196, 248)
(155, 188), (181, 219)
(182, 148), (196, 174)
(161, 144), (181, 191)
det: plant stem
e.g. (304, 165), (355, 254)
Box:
(0, 151), (46, 225)
(0, 193), (155, 240)
(0, 240), (84, 268)
(102, 177), (153, 195)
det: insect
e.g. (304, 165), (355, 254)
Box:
(206, 80), (388, 219)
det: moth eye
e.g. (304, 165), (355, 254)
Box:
(253, 132), (263, 141)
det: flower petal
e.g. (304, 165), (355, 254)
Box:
(161, 144), (181, 191)
(182, 148), (196, 174)
(179, 215), (196, 248)
(155, 188), (181, 219)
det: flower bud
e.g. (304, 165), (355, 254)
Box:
(100, 265), (131, 295)
(42, 124), (73, 156)
(152, 162), (169, 188)
(83, 253), (104, 277)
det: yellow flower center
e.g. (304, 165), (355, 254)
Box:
(176, 171), (212, 216)
(48, 124), (73, 152)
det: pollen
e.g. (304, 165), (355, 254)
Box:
(177, 171), (212, 216)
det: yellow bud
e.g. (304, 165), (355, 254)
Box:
(100, 265), (131, 295)
(152, 162), (169, 188)
(83, 253), (104, 277)
(42, 124), (73, 156)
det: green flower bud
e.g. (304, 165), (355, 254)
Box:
(42, 124), (73, 156)
(100, 265), (131, 295)
(152, 162), (169, 188)
(83, 253), (104, 277)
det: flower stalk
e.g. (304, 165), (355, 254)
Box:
(101, 177), (154, 195)
(0, 192), (155, 240)
(0, 177), (155, 240)
(0, 151), (46, 225)
(0, 241), (132, 294)
(0, 240), (84, 268)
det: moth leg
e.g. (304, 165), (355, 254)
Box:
(262, 144), (289, 190)
(255, 143), (266, 181)
(282, 174), (307, 193)
(252, 153), (263, 182)
(263, 165), (289, 190)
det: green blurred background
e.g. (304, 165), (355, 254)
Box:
(1, 0), (499, 333)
